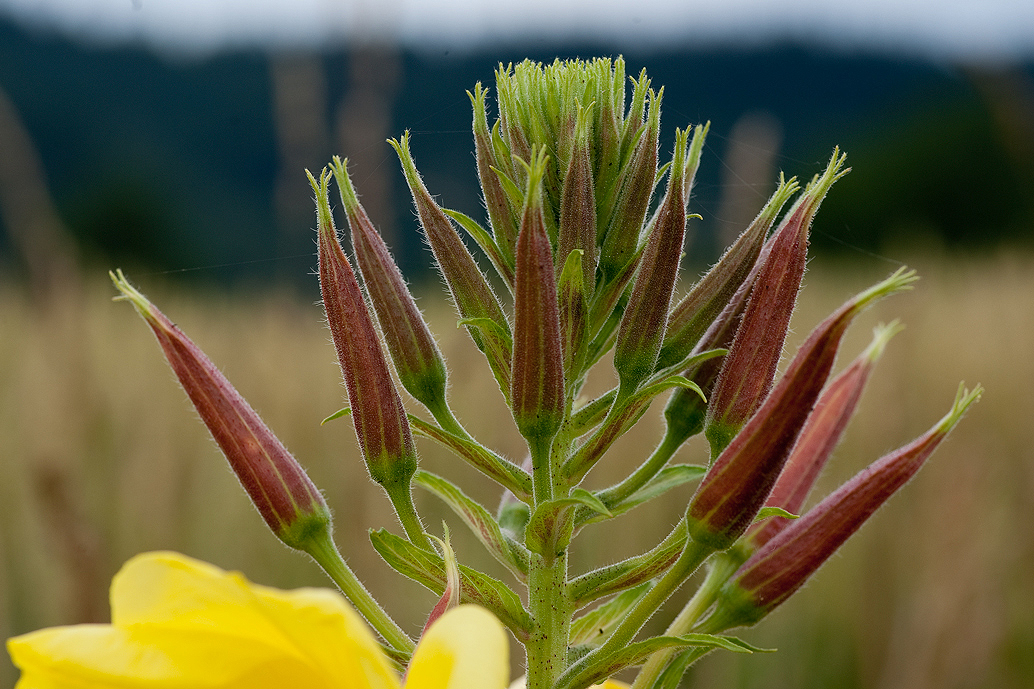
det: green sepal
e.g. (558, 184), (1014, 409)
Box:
(754, 506), (799, 522)
(369, 528), (534, 641)
(414, 470), (530, 578)
(320, 407), (351, 425)
(407, 414), (532, 501)
(443, 207), (515, 289)
(569, 583), (651, 646)
(560, 632), (766, 689)
(577, 464), (706, 528)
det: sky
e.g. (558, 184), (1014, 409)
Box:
(3, 0), (1034, 61)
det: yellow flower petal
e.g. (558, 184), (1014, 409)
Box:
(8, 552), (400, 689)
(405, 605), (508, 689)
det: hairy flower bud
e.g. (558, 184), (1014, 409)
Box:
(310, 169), (417, 488)
(746, 322), (901, 549)
(704, 151), (849, 457)
(687, 268), (917, 550)
(706, 384), (982, 630)
(512, 148), (565, 445)
(110, 271), (330, 551)
(328, 157), (450, 417)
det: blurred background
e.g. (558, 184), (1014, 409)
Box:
(0, 1), (1032, 686)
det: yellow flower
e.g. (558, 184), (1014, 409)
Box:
(7, 551), (508, 689)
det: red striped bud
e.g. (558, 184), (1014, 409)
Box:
(389, 132), (513, 401)
(470, 83), (519, 268)
(328, 157), (449, 415)
(707, 384), (982, 629)
(109, 271), (330, 551)
(511, 147), (565, 444)
(687, 267), (917, 550)
(704, 151), (849, 457)
(747, 322), (901, 549)
(310, 169), (416, 488)
(613, 127), (688, 395)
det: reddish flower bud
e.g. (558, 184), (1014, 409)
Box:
(613, 127), (689, 395)
(328, 158), (450, 416)
(658, 172), (799, 371)
(389, 132), (513, 401)
(310, 169), (416, 488)
(707, 384), (982, 629)
(687, 267), (917, 550)
(109, 271), (330, 551)
(704, 151), (849, 457)
(747, 322), (902, 549)
(557, 104), (597, 294)
(511, 148), (565, 443)
(470, 83), (519, 268)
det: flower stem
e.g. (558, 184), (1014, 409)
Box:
(304, 529), (415, 657)
(383, 480), (434, 552)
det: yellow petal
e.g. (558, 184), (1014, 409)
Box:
(9, 552), (400, 689)
(404, 605), (508, 689)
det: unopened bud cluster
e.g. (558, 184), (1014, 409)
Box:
(113, 57), (980, 689)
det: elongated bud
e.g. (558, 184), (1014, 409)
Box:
(512, 147), (565, 443)
(687, 267), (918, 550)
(598, 86), (661, 283)
(557, 248), (589, 385)
(109, 270), (330, 551)
(389, 132), (513, 400)
(328, 157), (450, 418)
(747, 322), (902, 549)
(706, 384), (982, 630)
(470, 83), (518, 267)
(557, 103), (597, 293)
(658, 173), (799, 371)
(705, 151), (849, 456)
(613, 127), (688, 395)
(310, 169), (417, 488)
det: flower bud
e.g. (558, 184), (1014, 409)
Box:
(704, 151), (849, 457)
(746, 322), (901, 549)
(328, 158), (450, 416)
(470, 83), (519, 267)
(557, 103), (597, 294)
(613, 127), (688, 395)
(657, 173), (799, 371)
(310, 169), (417, 488)
(687, 267), (917, 550)
(511, 147), (565, 443)
(706, 384), (982, 630)
(389, 132), (513, 400)
(109, 271), (330, 551)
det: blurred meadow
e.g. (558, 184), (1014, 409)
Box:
(1, 246), (1032, 687)
(2, 4), (1034, 687)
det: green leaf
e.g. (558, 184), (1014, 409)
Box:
(490, 165), (527, 210)
(635, 374), (705, 405)
(408, 414), (532, 501)
(754, 505), (799, 521)
(414, 470), (530, 577)
(320, 407), (351, 425)
(443, 208), (514, 288)
(576, 464), (706, 527)
(562, 633), (768, 689)
(568, 529), (686, 606)
(569, 583), (651, 646)
(369, 529), (533, 641)
(456, 316), (514, 349)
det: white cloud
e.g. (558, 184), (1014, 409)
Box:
(3, 0), (1034, 60)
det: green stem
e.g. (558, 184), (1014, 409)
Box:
(425, 395), (472, 441)
(304, 529), (415, 657)
(596, 428), (684, 509)
(530, 433), (555, 504)
(384, 480), (434, 552)
(527, 550), (571, 689)
(559, 538), (713, 689)
(631, 554), (741, 689)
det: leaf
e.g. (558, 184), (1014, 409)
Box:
(569, 583), (651, 646)
(562, 633), (768, 689)
(408, 414), (532, 500)
(369, 529), (533, 641)
(754, 505), (799, 521)
(320, 406), (351, 425)
(443, 208), (515, 288)
(456, 316), (514, 349)
(490, 165), (526, 210)
(414, 470), (530, 577)
(577, 464), (706, 527)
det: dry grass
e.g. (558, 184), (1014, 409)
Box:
(0, 248), (1032, 687)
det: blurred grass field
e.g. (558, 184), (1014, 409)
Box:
(0, 247), (1032, 687)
